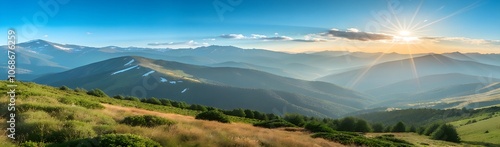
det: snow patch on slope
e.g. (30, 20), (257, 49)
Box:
(142, 70), (155, 77)
(160, 77), (168, 82)
(111, 65), (139, 75)
(124, 59), (135, 66)
(53, 44), (72, 51)
(181, 88), (188, 93)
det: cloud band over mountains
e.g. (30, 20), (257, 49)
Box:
(323, 29), (393, 41)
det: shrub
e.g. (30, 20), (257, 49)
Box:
(423, 123), (441, 136)
(254, 119), (296, 128)
(392, 121), (406, 132)
(17, 120), (62, 142)
(228, 108), (246, 117)
(338, 117), (356, 132)
(244, 109), (255, 119)
(121, 115), (175, 127)
(312, 132), (413, 147)
(125, 96), (141, 102)
(97, 134), (161, 147)
(283, 113), (306, 127)
(74, 87), (87, 93)
(355, 119), (372, 133)
(304, 121), (334, 133)
(159, 99), (172, 106)
(87, 89), (108, 97)
(146, 97), (162, 105)
(375, 134), (413, 146)
(189, 104), (208, 111)
(93, 125), (116, 135)
(19, 141), (41, 147)
(372, 123), (384, 133)
(59, 86), (70, 91)
(58, 97), (104, 109)
(113, 95), (124, 100)
(171, 101), (188, 108)
(431, 124), (461, 143)
(55, 120), (97, 142)
(195, 110), (230, 123)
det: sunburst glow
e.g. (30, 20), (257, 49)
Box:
(399, 30), (411, 36)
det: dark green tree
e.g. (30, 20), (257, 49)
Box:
(195, 110), (230, 123)
(409, 125), (417, 133)
(146, 97), (162, 105)
(384, 125), (392, 132)
(372, 123), (384, 133)
(355, 119), (372, 133)
(231, 108), (246, 117)
(392, 121), (406, 132)
(338, 117), (356, 132)
(244, 109), (255, 118)
(424, 123), (441, 136)
(284, 113), (306, 127)
(113, 95), (125, 100)
(87, 88), (108, 97)
(59, 85), (70, 90)
(159, 99), (172, 106)
(304, 121), (334, 133)
(431, 124), (460, 143)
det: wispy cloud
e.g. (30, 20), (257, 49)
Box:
(322, 29), (393, 41)
(147, 40), (209, 47)
(219, 34), (245, 39)
(220, 33), (324, 42)
(421, 37), (500, 45)
(203, 38), (216, 41)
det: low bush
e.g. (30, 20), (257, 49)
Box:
(253, 119), (296, 128)
(121, 115), (175, 127)
(312, 132), (413, 147)
(55, 120), (97, 142)
(375, 134), (413, 146)
(195, 110), (230, 123)
(430, 124), (461, 143)
(113, 95), (124, 100)
(97, 134), (161, 147)
(59, 86), (70, 91)
(74, 87), (87, 93)
(125, 96), (141, 102)
(51, 134), (161, 147)
(145, 97), (162, 105)
(58, 97), (104, 109)
(17, 120), (63, 142)
(304, 121), (335, 133)
(87, 89), (108, 97)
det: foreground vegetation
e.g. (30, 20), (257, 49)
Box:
(1, 81), (497, 146)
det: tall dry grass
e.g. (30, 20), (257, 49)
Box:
(101, 104), (344, 147)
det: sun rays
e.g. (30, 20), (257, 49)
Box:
(347, 0), (481, 89)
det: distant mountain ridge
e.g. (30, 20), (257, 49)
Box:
(34, 56), (372, 117)
(0, 39), (425, 80)
(318, 54), (500, 91)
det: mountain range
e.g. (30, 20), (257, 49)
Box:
(3, 39), (500, 117)
(34, 56), (371, 117)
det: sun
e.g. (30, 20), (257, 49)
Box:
(393, 30), (419, 43)
(399, 30), (411, 36)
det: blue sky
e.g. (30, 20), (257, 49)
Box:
(1, 0), (499, 53)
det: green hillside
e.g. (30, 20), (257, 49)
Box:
(451, 112), (500, 146)
(1, 81), (472, 146)
(0, 81), (341, 146)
